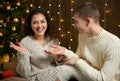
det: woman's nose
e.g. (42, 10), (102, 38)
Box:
(38, 22), (42, 27)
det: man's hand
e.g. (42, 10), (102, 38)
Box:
(55, 55), (65, 63)
(64, 56), (79, 65)
(45, 45), (65, 55)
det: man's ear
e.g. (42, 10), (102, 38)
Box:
(86, 17), (91, 26)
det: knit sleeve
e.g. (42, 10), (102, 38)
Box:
(17, 51), (50, 78)
(51, 38), (66, 65)
(16, 51), (31, 77)
(63, 48), (78, 58)
(63, 41), (120, 81)
(75, 44), (120, 81)
(16, 36), (48, 78)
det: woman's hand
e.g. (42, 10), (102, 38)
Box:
(10, 42), (27, 53)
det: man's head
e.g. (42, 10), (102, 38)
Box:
(73, 2), (100, 35)
(74, 2), (100, 23)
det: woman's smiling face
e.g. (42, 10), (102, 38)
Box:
(31, 13), (47, 37)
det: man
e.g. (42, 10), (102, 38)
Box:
(46, 2), (120, 81)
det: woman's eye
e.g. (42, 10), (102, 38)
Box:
(32, 21), (37, 24)
(41, 20), (46, 23)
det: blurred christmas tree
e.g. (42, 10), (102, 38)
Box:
(0, 0), (29, 56)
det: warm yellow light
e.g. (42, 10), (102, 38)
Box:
(57, 12), (60, 14)
(70, 39), (73, 41)
(59, 42), (61, 45)
(12, 55), (16, 57)
(72, 24), (74, 26)
(49, 4), (52, 6)
(71, 1), (74, 3)
(102, 20), (105, 22)
(105, 3), (108, 6)
(58, 28), (61, 31)
(0, 19), (3, 23)
(61, 34), (64, 37)
(30, 4), (33, 7)
(0, 45), (3, 48)
(0, 32), (3, 36)
(38, 6), (41, 8)
(118, 25), (120, 27)
(26, 9), (29, 13)
(71, 8), (73, 11)
(50, 18), (54, 21)
(4, 23), (6, 27)
(69, 46), (71, 49)
(16, 2), (21, 6)
(60, 19), (64, 22)
(67, 31), (70, 34)
(47, 11), (50, 13)
(14, 18), (19, 22)
(105, 10), (109, 13)
(58, 5), (61, 7)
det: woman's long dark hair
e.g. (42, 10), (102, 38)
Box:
(23, 7), (53, 38)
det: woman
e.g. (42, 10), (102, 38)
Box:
(10, 8), (64, 81)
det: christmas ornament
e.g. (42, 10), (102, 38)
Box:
(26, 9), (29, 13)
(0, 4), (3, 8)
(12, 26), (16, 31)
(0, 54), (9, 63)
(0, 18), (3, 23)
(0, 41), (5, 48)
(16, 0), (21, 6)
(0, 30), (3, 36)
(0, 44), (3, 48)
(3, 23), (7, 27)
(13, 18), (19, 23)
(21, 17), (25, 24)
(0, 24), (3, 28)
(6, 2), (11, 10)
(6, 18), (10, 23)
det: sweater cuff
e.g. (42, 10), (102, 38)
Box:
(18, 50), (31, 58)
(63, 48), (77, 58)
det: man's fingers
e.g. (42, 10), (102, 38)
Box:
(50, 45), (58, 48)
(45, 50), (55, 54)
(64, 60), (71, 65)
(45, 50), (50, 54)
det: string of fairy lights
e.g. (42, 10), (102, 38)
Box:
(68, 0), (74, 50)
(57, 0), (62, 45)
(102, 0), (108, 28)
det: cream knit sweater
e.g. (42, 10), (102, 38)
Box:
(16, 36), (62, 81)
(64, 29), (120, 81)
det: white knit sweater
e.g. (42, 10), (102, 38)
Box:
(64, 29), (120, 81)
(16, 36), (62, 81)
